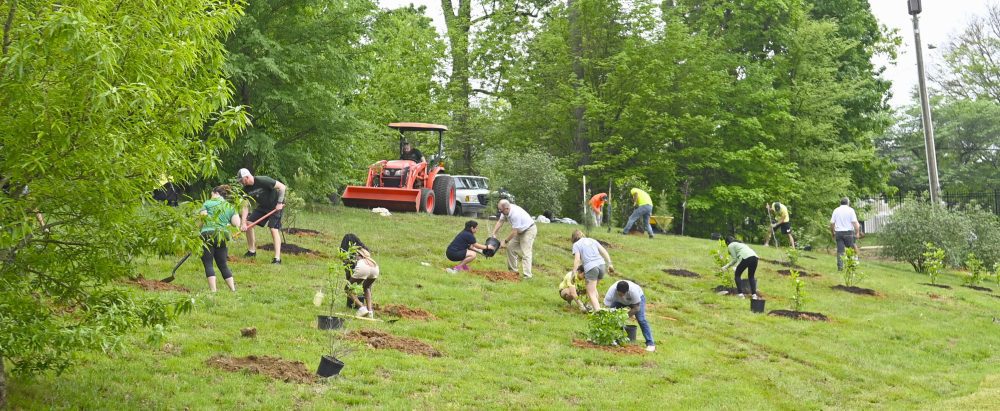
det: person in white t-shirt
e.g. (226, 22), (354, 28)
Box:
(491, 199), (537, 278)
(570, 230), (615, 311)
(830, 197), (862, 271)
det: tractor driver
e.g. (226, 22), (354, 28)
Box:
(400, 142), (426, 163)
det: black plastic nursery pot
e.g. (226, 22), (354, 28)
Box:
(483, 237), (501, 257)
(750, 299), (766, 313)
(623, 325), (638, 342)
(317, 355), (345, 377)
(317, 315), (344, 330)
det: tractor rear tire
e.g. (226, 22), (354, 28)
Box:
(419, 188), (435, 214)
(432, 175), (456, 216)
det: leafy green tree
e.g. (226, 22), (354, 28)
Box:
(222, 0), (375, 199)
(477, 148), (568, 215)
(0, 0), (248, 405)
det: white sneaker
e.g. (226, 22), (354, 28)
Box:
(356, 306), (369, 317)
(737, 293), (746, 299)
(752, 294), (761, 300)
(366, 311), (374, 319)
(445, 268), (457, 274)
(523, 273), (533, 279)
(645, 345), (656, 352)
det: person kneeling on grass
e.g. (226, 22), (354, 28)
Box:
(604, 280), (655, 352)
(721, 236), (760, 300)
(341, 234), (378, 318)
(199, 185), (241, 292)
(446, 220), (494, 273)
(559, 268), (588, 312)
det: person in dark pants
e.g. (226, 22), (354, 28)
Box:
(341, 233), (379, 318)
(604, 280), (655, 352)
(721, 236), (760, 299)
(445, 220), (494, 272)
(237, 168), (287, 264)
(199, 185), (240, 292)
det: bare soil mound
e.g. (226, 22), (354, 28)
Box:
(963, 285), (994, 292)
(921, 283), (952, 289)
(768, 310), (830, 322)
(286, 228), (323, 236)
(128, 276), (189, 292)
(759, 258), (806, 270)
(468, 269), (521, 282)
(776, 269), (819, 277)
(348, 330), (442, 357)
(375, 304), (437, 320)
(205, 355), (314, 384)
(831, 285), (880, 296)
(259, 243), (319, 256)
(595, 239), (618, 249)
(571, 339), (647, 355)
(663, 268), (700, 278)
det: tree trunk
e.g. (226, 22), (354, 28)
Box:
(568, 0), (589, 167)
(1, 355), (7, 409)
(442, 0), (474, 172)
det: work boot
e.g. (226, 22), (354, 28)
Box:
(243, 251), (256, 258)
(271, 258), (281, 265)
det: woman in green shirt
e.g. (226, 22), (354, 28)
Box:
(200, 185), (241, 292)
(721, 236), (760, 299)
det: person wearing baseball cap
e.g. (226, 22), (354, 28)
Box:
(237, 168), (287, 264)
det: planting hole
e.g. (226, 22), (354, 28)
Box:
(348, 330), (442, 357)
(205, 355), (314, 384)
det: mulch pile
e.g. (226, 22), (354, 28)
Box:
(571, 339), (647, 355)
(832, 285), (879, 296)
(768, 310), (830, 322)
(776, 269), (820, 277)
(205, 355), (314, 384)
(348, 330), (442, 357)
(286, 228), (323, 237)
(921, 283), (952, 289)
(963, 285), (994, 292)
(375, 304), (437, 321)
(468, 269), (521, 282)
(259, 243), (319, 256)
(128, 276), (190, 292)
(663, 268), (700, 278)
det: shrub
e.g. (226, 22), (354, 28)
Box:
(880, 200), (971, 272)
(280, 190), (307, 229)
(586, 309), (629, 346)
(477, 148), (568, 216)
(843, 248), (865, 287)
(790, 269), (805, 312)
(963, 253), (986, 286)
(710, 240), (735, 288)
(786, 248), (801, 267)
(961, 207), (1000, 269)
(922, 243), (946, 285)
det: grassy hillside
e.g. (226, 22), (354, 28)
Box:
(9, 205), (1000, 409)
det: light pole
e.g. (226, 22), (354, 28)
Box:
(909, 0), (942, 204)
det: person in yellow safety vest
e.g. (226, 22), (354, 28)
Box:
(622, 188), (654, 238)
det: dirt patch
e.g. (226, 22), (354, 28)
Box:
(595, 239), (618, 249)
(128, 276), (190, 292)
(259, 243), (319, 256)
(963, 285), (994, 292)
(205, 355), (314, 384)
(759, 258), (806, 270)
(831, 285), (880, 296)
(572, 339), (647, 355)
(468, 269), (521, 282)
(375, 304), (437, 320)
(286, 228), (323, 236)
(775, 269), (819, 277)
(663, 268), (700, 278)
(928, 293), (946, 300)
(241, 327), (258, 338)
(921, 283), (953, 289)
(348, 330), (442, 357)
(768, 310), (829, 321)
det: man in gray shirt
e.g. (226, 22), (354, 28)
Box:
(604, 280), (655, 352)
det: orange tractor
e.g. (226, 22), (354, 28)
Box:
(341, 122), (457, 215)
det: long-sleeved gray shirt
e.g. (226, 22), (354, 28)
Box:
(604, 280), (644, 306)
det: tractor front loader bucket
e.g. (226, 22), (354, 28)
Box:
(341, 186), (421, 212)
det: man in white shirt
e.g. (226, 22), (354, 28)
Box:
(492, 199), (537, 278)
(604, 280), (655, 352)
(830, 197), (862, 271)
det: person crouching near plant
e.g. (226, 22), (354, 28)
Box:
(571, 230), (615, 312)
(445, 220), (494, 273)
(559, 267), (588, 312)
(604, 280), (655, 352)
(340, 233), (378, 318)
(721, 236), (760, 300)
(199, 185), (241, 292)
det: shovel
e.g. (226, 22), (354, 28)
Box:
(160, 207), (281, 283)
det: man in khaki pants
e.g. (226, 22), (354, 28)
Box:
(492, 199), (537, 279)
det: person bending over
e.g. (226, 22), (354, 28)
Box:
(199, 185), (240, 292)
(604, 280), (655, 352)
(571, 230), (615, 311)
(721, 236), (760, 299)
(340, 233), (379, 318)
(237, 168), (287, 264)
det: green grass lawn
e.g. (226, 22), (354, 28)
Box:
(9, 205), (1000, 409)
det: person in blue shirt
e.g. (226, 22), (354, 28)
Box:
(445, 220), (494, 272)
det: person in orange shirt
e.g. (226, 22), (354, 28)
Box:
(589, 192), (608, 226)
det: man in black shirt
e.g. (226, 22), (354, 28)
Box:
(400, 142), (425, 163)
(238, 168), (287, 264)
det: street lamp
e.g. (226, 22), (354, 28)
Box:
(909, 0), (942, 204)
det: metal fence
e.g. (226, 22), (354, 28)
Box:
(859, 191), (1000, 234)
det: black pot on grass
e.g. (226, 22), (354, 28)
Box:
(317, 315), (344, 330)
(623, 325), (638, 343)
(317, 355), (345, 377)
(750, 299), (766, 313)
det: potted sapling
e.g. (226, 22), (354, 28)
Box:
(315, 247), (354, 330)
(317, 329), (354, 378)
